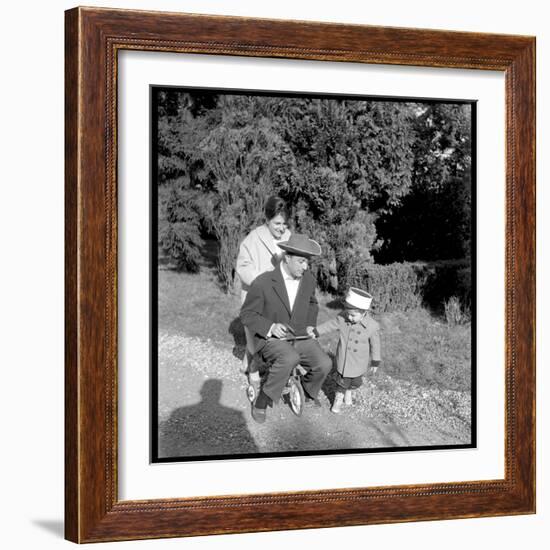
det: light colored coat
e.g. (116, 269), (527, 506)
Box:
(235, 224), (291, 302)
(316, 313), (381, 378)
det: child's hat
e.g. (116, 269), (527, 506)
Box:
(344, 287), (373, 310)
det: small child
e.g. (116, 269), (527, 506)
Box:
(309, 287), (381, 413)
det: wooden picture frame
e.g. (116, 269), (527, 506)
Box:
(64, 6), (536, 543)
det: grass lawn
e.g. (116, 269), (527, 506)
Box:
(158, 266), (471, 393)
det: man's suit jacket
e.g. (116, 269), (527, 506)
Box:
(240, 265), (319, 353)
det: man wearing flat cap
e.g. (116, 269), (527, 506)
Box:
(240, 233), (332, 423)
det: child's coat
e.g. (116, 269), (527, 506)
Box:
(316, 313), (381, 378)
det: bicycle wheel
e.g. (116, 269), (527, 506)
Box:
(288, 376), (305, 416)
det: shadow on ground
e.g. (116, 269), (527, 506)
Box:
(228, 316), (246, 360)
(320, 357), (338, 406)
(158, 379), (259, 459)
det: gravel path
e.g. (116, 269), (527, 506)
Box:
(157, 333), (472, 459)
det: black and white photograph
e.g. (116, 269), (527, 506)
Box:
(5, 0), (545, 547)
(152, 86), (475, 462)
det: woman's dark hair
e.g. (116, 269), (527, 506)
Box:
(264, 196), (289, 221)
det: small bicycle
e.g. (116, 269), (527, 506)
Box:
(246, 334), (311, 417)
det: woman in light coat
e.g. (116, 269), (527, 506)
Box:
(235, 196), (291, 384)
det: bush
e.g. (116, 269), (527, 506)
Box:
(344, 259), (471, 314)
(194, 99), (296, 291)
(159, 221), (203, 272)
(346, 263), (423, 312)
(293, 199), (377, 293)
(422, 260), (471, 312)
(444, 296), (471, 326)
(159, 184), (204, 272)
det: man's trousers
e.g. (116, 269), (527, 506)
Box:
(259, 338), (332, 403)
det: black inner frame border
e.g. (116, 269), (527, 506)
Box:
(149, 85), (477, 464)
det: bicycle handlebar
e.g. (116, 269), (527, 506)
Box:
(272, 334), (312, 342)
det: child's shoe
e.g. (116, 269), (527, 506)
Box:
(331, 392), (344, 413)
(344, 390), (353, 406)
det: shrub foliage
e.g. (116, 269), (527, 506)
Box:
(346, 260), (471, 314)
(155, 89), (472, 304)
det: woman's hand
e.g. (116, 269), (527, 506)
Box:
(306, 326), (317, 339)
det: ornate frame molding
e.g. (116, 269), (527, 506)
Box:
(65, 7), (535, 542)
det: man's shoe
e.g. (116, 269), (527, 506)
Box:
(305, 395), (323, 408)
(246, 373), (261, 402)
(251, 401), (267, 424)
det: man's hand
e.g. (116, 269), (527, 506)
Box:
(306, 326), (317, 338)
(271, 323), (290, 339)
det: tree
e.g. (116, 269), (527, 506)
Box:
(158, 183), (204, 272)
(275, 99), (416, 290)
(157, 92), (470, 293)
(375, 103), (472, 263)
(192, 95), (296, 290)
